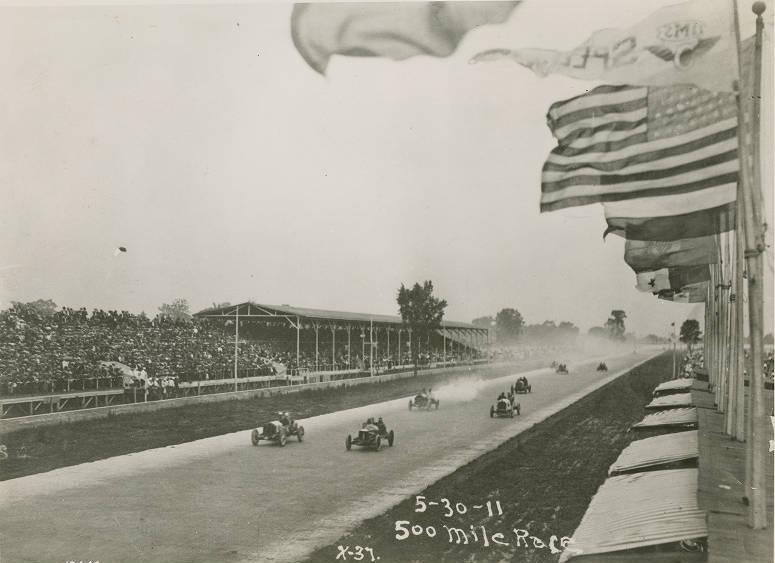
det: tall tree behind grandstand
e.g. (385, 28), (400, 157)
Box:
(495, 308), (524, 344)
(9, 299), (57, 318)
(605, 310), (627, 342)
(679, 319), (702, 350)
(396, 281), (447, 376)
(158, 298), (192, 323)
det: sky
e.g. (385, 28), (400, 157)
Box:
(0, 0), (772, 337)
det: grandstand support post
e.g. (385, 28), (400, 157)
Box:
(347, 324), (352, 369)
(443, 329), (446, 366)
(369, 319), (374, 377)
(296, 317), (300, 375)
(386, 328), (390, 366)
(331, 325), (336, 372)
(314, 322), (319, 373)
(398, 329), (402, 366)
(234, 307), (239, 392)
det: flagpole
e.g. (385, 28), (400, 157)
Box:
(734, 0), (769, 530)
(734, 218), (746, 441)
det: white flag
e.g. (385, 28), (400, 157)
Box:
(472, 0), (737, 92)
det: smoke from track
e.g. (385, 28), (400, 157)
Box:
(431, 377), (492, 403)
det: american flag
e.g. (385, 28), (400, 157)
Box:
(540, 84), (738, 220)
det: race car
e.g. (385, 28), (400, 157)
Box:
(250, 412), (305, 447)
(346, 418), (395, 451)
(596, 362), (608, 372)
(409, 392), (440, 410)
(511, 378), (532, 394)
(556, 363), (569, 374)
(490, 395), (520, 418)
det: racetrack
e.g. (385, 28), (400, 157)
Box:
(0, 351), (658, 563)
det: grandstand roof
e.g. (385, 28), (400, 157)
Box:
(193, 302), (483, 330)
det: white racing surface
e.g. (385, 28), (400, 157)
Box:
(0, 352), (657, 563)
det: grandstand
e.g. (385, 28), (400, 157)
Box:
(195, 302), (489, 377)
(0, 300), (488, 403)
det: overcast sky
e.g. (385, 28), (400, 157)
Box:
(1, 0), (772, 336)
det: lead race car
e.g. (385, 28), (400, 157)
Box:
(490, 394), (520, 418)
(251, 412), (305, 447)
(409, 391), (439, 410)
(346, 417), (395, 451)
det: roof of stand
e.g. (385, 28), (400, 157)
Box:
(560, 469), (707, 562)
(608, 431), (699, 475)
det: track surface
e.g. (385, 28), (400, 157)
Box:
(0, 352), (653, 563)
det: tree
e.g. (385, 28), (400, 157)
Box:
(605, 310), (627, 341)
(679, 319), (702, 349)
(588, 326), (608, 338)
(495, 308), (525, 344)
(397, 281), (447, 375)
(472, 316), (494, 329)
(10, 299), (58, 319)
(158, 298), (192, 322)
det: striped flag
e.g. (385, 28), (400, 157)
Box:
(624, 236), (718, 273)
(291, 1), (519, 74)
(541, 83), (738, 240)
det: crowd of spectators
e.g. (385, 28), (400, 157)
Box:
(0, 303), (484, 397)
(0, 304), (280, 396)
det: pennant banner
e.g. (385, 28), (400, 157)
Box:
(291, 1), (520, 74)
(604, 201), (735, 241)
(658, 281), (709, 303)
(624, 235), (718, 273)
(471, 0), (737, 92)
(636, 264), (711, 292)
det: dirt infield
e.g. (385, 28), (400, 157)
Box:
(302, 353), (671, 563)
(0, 359), (549, 481)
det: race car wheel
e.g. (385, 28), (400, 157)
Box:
(297, 426), (305, 442)
(388, 430), (395, 447)
(346, 434), (352, 451)
(490, 406), (494, 418)
(279, 432), (287, 447)
(374, 436), (382, 451)
(251, 429), (260, 446)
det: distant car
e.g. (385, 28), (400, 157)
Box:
(511, 379), (532, 394)
(251, 416), (305, 447)
(346, 420), (395, 451)
(409, 393), (440, 410)
(490, 396), (520, 418)
(597, 362), (608, 372)
(556, 363), (569, 374)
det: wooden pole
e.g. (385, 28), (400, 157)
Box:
(736, 1), (769, 529)
(726, 254), (738, 435)
(734, 223), (746, 441)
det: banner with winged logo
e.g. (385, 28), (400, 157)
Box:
(471, 0), (737, 92)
